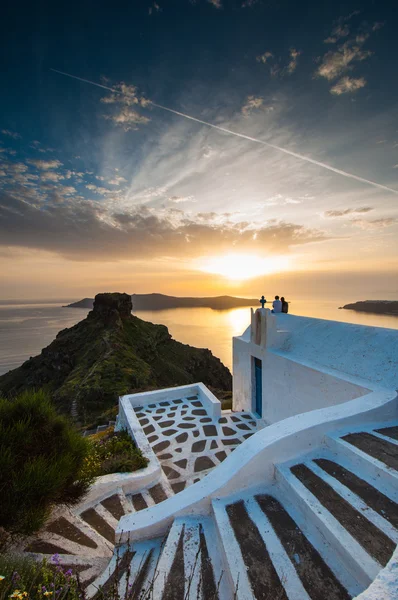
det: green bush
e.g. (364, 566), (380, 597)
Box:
(88, 428), (148, 476)
(0, 390), (93, 535)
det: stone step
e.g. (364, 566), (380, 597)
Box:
(117, 537), (164, 598)
(253, 494), (350, 600)
(276, 462), (385, 591)
(290, 462), (397, 566)
(341, 431), (398, 472)
(80, 507), (116, 544)
(213, 495), (287, 599)
(141, 516), (223, 600)
(126, 480), (173, 513)
(86, 545), (134, 599)
(325, 435), (398, 497)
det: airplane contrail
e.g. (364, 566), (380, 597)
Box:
(51, 68), (398, 195)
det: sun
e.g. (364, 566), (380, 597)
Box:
(199, 253), (290, 281)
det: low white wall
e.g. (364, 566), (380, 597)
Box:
(120, 382), (221, 419)
(233, 336), (370, 421)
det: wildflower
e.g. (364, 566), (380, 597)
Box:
(43, 593), (53, 597)
(51, 554), (60, 566)
(0, 576), (5, 581)
(65, 569), (73, 577)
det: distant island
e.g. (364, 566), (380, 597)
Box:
(341, 300), (398, 316)
(64, 293), (259, 311)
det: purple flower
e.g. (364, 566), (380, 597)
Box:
(51, 554), (60, 565)
(42, 586), (47, 592)
(65, 570), (73, 577)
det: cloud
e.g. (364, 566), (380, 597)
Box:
(351, 218), (397, 230)
(0, 188), (327, 261)
(286, 48), (301, 74)
(40, 171), (65, 183)
(1, 130), (21, 139)
(208, 0), (222, 8)
(27, 159), (63, 170)
(256, 51), (273, 64)
(241, 96), (274, 116)
(148, 2), (161, 15)
(330, 76), (367, 95)
(324, 24), (350, 44)
(0, 148), (16, 156)
(257, 48), (301, 77)
(315, 19), (382, 93)
(315, 41), (371, 81)
(101, 83), (150, 131)
(168, 195), (196, 203)
(108, 176), (127, 185)
(325, 207), (374, 217)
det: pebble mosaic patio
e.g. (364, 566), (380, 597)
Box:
(134, 394), (265, 493)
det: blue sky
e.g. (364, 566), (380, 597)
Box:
(0, 0), (397, 299)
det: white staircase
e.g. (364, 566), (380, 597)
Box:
(88, 422), (398, 599)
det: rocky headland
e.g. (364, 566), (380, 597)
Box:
(0, 293), (232, 422)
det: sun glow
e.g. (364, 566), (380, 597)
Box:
(199, 253), (290, 281)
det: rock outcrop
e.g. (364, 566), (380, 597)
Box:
(0, 293), (232, 422)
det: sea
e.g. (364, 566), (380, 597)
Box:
(0, 298), (397, 376)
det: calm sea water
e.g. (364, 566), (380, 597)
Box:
(0, 299), (397, 375)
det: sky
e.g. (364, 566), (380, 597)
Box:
(0, 0), (397, 301)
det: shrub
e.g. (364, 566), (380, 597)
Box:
(0, 390), (93, 535)
(87, 427), (148, 476)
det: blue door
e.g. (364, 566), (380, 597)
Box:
(254, 358), (262, 417)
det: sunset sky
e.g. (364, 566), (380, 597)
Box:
(1, 0), (397, 301)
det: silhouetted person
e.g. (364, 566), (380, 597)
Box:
(281, 296), (288, 313)
(272, 295), (282, 313)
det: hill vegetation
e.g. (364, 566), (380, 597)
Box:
(0, 293), (232, 422)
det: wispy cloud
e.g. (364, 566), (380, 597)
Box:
(324, 11), (360, 43)
(315, 42), (372, 81)
(325, 206), (373, 217)
(27, 159), (63, 170)
(257, 48), (301, 77)
(148, 2), (161, 15)
(241, 95), (273, 116)
(208, 0), (222, 8)
(315, 19), (382, 94)
(256, 51), (273, 64)
(351, 217), (397, 230)
(330, 76), (367, 95)
(108, 176), (127, 185)
(1, 129), (21, 140)
(101, 83), (150, 131)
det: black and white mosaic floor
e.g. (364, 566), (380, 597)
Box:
(134, 395), (264, 493)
